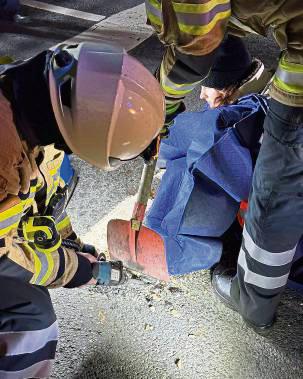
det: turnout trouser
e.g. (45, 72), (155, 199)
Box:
(0, 276), (58, 378)
(231, 99), (303, 326)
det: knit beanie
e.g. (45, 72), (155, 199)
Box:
(202, 35), (252, 90)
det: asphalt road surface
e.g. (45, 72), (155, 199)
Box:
(1, 2), (303, 378)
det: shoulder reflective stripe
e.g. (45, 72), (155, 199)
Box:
(0, 321), (58, 356)
(177, 9), (231, 36)
(238, 249), (289, 289)
(172, 0), (229, 14)
(174, 3), (230, 27)
(160, 65), (201, 95)
(0, 360), (54, 379)
(145, 0), (162, 26)
(243, 226), (296, 266)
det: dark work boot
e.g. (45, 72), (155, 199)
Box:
(212, 265), (275, 335)
(211, 265), (238, 311)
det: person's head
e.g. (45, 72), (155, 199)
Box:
(48, 42), (165, 171)
(200, 35), (253, 108)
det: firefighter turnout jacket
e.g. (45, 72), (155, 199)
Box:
(0, 88), (91, 288)
(145, 0), (303, 115)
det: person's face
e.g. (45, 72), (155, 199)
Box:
(200, 86), (226, 108)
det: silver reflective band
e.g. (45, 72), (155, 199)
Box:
(243, 226), (296, 266)
(238, 249), (289, 290)
(0, 360), (54, 379)
(0, 213), (21, 231)
(160, 66), (201, 92)
(275, 66), (303, 87)
(145, 0), (162, 21)
(0, 321), (59, 356)
(56, 210), (68, 224)
(33, 250), (51, 285)
(175, 2), (230, 27)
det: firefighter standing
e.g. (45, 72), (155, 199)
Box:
(145, 0), (303, 331)
(0, 42), (164, 378)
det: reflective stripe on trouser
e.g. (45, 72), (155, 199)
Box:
(231, 99), (303, 326)
(160, 45), (218, 115)
(0, 276), (58, 378)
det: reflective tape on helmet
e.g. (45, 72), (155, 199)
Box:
(145, 0), (162, 26)
(172, 0), (231, 36)
(274, 57), (303, 94)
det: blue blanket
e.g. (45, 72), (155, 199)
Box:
(146, 94), (303, 292)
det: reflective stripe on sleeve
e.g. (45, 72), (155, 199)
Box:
(56, 212), (71, 231)
(238, 248), (289, 290)
(177, 9), (230, 35)
(172, 0), (230, 14)
(145, 0), (162, 26)
(173, 1), (230, 25)
(173, 0), (230, 36)
(160, 64), (201, 96)
(274, 56), (303, 94)
(243, 226), (296, 266)
(32, 250), (55, 286)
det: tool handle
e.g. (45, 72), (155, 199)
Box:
(132, 159), (157, 221)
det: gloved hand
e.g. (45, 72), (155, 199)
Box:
(82, 243), (106, 261)
(77, 252), (98, 286)
(78, 242), (126, 286)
